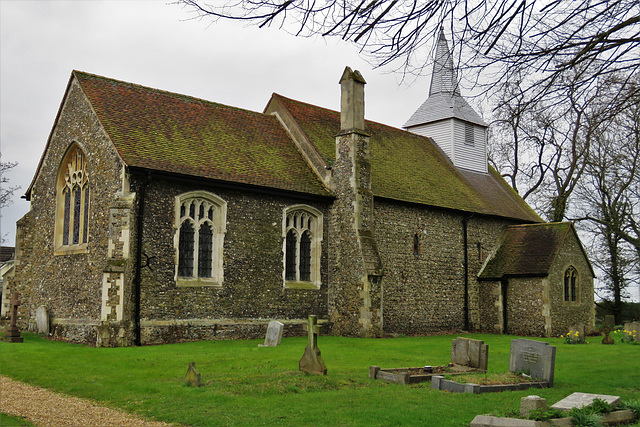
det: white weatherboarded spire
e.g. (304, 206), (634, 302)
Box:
(404, 28), (488, 174)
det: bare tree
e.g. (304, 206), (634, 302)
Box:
(0, 155), (20, 244)
(489, 66), (618, 221)
(177, 0), (640, 104)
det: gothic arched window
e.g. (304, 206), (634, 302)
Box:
(55, 145), (90, 253)
(283, 205), (322, 288)
(175, 192), (226, 286)
(564, 266), (578, 302)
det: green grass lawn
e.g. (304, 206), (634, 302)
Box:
(1, 332), (638, 426)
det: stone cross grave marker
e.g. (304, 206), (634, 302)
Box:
(185, 362), (202, 387)
(450, 337), (488, 371)
(509, 339), (556, 386)
(299, 315), (327, 375)
(5, 292), (23, 343)
(36, 306), (50, 335)
(551, 392), (621, 412)
(258, 320), (284, 347)
(601, 325), (615, 344)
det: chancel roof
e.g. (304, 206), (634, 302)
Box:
(478, 223), (593, 280)
(73, 71), (331, 197)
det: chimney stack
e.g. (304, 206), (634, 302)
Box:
(339, 67), (366, 132)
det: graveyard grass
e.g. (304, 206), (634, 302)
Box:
(1, 333), (639, 426)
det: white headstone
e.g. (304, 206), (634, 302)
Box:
(259, 320), (284, 347)
(35, 306), (49, 335)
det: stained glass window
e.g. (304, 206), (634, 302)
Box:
(300, 231), (311, 281)
(285, 230), (297, 281)
(564, 266), (578, 302)
(178, 221), (195, 277)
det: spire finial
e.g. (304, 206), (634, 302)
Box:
(429, 28), (460, 96)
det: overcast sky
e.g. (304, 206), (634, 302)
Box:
(0, 0), (434, 246)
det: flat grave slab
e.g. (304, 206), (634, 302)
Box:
(550, 392), (621, 412)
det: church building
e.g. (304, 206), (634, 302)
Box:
(7, 32), (594, 346)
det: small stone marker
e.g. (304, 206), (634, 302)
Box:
(451, 337), (488, 371)
(520, 395), (547, 417)
(5, 292), (23, 343)
(601, 325), (615, 345)
(185, 362), (202, 387)
(299, 315), (327, 375)
(258, 320), (284, 347)
(35, 306), (50, 335)
(509, 339), (556, 386)
(604, 314), (616, 326)
(567, 324), (585, 343)
(624, 321), (639, 340)
(551, 392), (620, 412)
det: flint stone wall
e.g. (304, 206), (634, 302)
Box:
(9, 79), (126, 343)
(132, 175), (330, 345)
(373, 199), (517, 334)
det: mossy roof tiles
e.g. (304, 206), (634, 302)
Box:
(272, 94), (541, 222)
(74, 71), (330, 196)
(478, 222), (583, 279)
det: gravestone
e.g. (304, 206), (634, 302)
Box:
(35, 306), (50, 335)
(567, 324), (585, 343)
(299, 315), (327, 375)
(451, 337), (488, 371)
(258, 320), (284, 347)
(185, 362), (202, 387)
(520, 395), (547, 417)
(5, 292), (23, 343)
(509, 339), (556, 386)
(624, 321), (639, 340)
(604, 315), (616, 326)
(551, 392), (620, 412)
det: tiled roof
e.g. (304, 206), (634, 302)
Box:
(74, 72), (330, 197)
(271, 94), (541, 222)
(478, 223), (577, 279)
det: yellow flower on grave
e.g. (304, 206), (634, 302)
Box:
(560, 334), (564, 338)
(575, 331), (579, 336)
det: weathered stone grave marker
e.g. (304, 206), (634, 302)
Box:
(258, 320), (284, 347)
(509, 339), (556, 386)
(5, 292), (23, 343)
(450, 337), (488, 371)
(551, 392), (620, 412)
(35, 306), (50, 335)
(299, 315), (327, 375)
(520, 395), (547, 417)
(624, 321), (639, 342)
(567, 323), (585, 343)
(604, 314), (616, 326)
(185, 362), (202, 387)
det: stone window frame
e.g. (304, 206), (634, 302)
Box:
(282, 205), (323, 290)
(174, 191), (226, 287)
(563, 265), (579, 303)
(54, 143), (90, 255)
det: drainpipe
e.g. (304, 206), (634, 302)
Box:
(133, 171), (151, 346)
(462, 214), (474, 331)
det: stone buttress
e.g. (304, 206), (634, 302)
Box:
(328, 67), (384, 337)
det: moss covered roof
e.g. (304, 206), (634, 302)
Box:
(271, 94), (541, 221)
(74, 71), (330, 196)
(478, 222), (578, 279)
